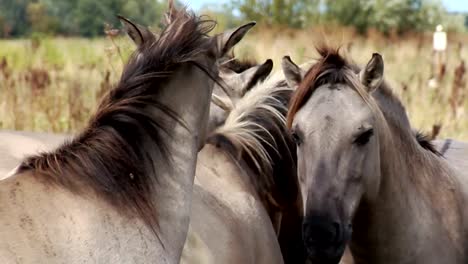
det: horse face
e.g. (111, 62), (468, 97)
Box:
(292, 82), (380, 262)
(284, 53), (385, 263)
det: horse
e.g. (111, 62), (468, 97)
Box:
(0, 58), (270, 179)
(0, 4), (255, 263)
(434, 139), (468, 174)
(181, 66), (307, 263)
(208, 57), (273, 133)
(120, 15), (273, 136)
(283, 47), (468, 264)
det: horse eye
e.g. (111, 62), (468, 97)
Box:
(354, 128), (374, 146)
(291, 131), (302, 146)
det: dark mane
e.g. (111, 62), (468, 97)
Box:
(18, 7), (215, 236)
(287, 46), (358, 128)
(415, 131), (442, 156)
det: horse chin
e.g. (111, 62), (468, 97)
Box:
(307, 252), (345, 264)
(306, 241), (347, 264)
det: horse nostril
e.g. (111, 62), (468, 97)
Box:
(332, 222), (343, 243)
(304, 220), (343, 247)
(303, 217), (350, 262)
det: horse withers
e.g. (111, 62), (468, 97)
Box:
(283, 47), (468, 264)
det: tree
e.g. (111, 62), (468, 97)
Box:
(323, 0), (446, 34)
(26, 2), (58, 34)
(0, 0), (30, 36)
(231, 0), (320, 28)
(0, 0), (166, 37)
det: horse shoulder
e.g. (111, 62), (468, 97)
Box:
(0, 171), (163, 263)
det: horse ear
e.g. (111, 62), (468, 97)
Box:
(359, 53), (384, 92)
(118, 15), (155, 48)
(217, 22), (256, 56)
(243, 59), (273, 94)
(282, 56), (302, 88)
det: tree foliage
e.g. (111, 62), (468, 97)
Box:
(324, 0), (446, 34)
(0, 0), (166, 37)
(231, 0), (320, 28)
(231, 0), (461, 34)
(0, 0), (464, 37)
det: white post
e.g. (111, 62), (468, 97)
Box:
(433, 24), (447, 79)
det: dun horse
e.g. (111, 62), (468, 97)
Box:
(181, 67), (306, 263)
(283, 47), (468, 263)
(0, 5), (255, 263)
(208, 57), (273, 132)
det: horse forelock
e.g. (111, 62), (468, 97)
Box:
(287, 46), (361, 128)
(208, 71), (298, 208)
(18, 6), (217, 239)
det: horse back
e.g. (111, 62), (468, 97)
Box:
(435, 139), (468, 182)
(0, 130), (68, 178)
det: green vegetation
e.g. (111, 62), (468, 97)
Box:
(0, 0), (466, 37)
(228, 0), (467, 34)
(0, 0), (166, 37)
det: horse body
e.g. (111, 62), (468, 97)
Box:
(0, 5), (254, 263)
(435, 139), (468, 176)
(0, 172), (165, 263)
(284, 48), (468, 264)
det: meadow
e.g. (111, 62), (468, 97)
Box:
(0, 26), (467, 140)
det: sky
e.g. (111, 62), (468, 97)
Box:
(185, 0), (468, 12)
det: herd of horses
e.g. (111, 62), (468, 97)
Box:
(1, 3), (468, 264)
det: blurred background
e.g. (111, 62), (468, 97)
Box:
(0, 0), (466, 140)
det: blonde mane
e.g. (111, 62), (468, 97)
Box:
(212, 70), (291, 174)
(207, 69), (296, 207)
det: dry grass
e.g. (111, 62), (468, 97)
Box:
(0, 26), (467, 140)
(235, 25), (468, 140)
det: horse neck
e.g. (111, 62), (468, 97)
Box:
(351, 90), (465, 261)
(148, 64), (214, 260)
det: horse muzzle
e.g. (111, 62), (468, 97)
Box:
(303, 215), (352, 264)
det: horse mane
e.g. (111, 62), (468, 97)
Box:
(207, 71), (298, 209)
(415, 131), (441, 156)
(18, 7), (216, 236)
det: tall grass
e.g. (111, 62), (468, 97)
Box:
(233, 26), (468, 140)
(0, 27), (467, 140)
